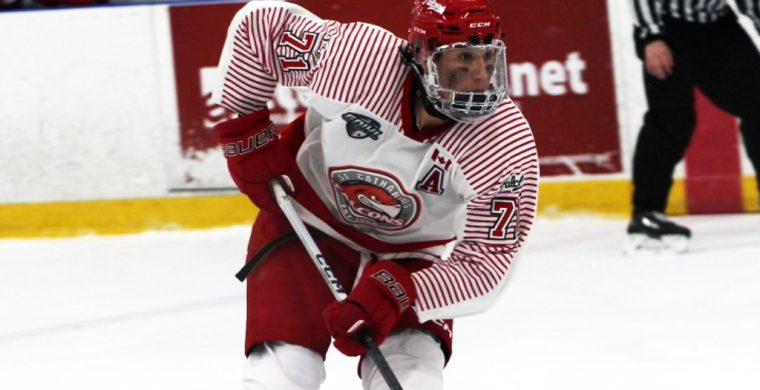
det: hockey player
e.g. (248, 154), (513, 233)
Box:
(211, 0), (539, 388)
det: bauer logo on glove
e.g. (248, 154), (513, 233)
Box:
(372, 270), (411, 309)
(220, 122), (277, 158)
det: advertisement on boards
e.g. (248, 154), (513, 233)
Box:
(167, 0), (621, 189)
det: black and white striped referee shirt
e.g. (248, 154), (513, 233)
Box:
(632, 0), (760, 44)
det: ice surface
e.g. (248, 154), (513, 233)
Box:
(1, 214), (759, 390)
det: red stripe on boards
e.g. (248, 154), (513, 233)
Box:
(684, 89), (743, 214)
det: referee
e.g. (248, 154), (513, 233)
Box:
(626, 0), (760, 252)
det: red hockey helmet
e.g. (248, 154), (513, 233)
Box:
(409, 0), (503, 51)
(407, 0), (508, 122)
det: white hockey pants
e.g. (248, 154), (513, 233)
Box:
(240, 328), (445, 390)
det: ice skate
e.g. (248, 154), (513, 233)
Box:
(623, 211), (691, 254)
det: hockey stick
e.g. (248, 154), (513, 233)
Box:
(270, 180), (404, 390)
(235, 232), (297, 282)
(235, 226), (327, 282)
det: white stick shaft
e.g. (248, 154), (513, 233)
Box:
(271, 181), (348, 302)
(270, 180), (404, 390)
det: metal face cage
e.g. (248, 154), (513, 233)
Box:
(422, 40), (509, 122)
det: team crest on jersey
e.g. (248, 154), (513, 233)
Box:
(330, 168), (420, 230)
(342, 112), (383, 140)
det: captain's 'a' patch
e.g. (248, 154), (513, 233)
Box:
(416, 166), (446, 195)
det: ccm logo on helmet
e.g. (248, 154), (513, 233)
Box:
(470, 22), (491, 28)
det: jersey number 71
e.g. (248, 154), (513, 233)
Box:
(278, 31), (318, 71)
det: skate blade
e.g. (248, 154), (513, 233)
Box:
(623, 234), (690, 255)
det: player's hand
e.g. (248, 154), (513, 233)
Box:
(644, 40), (674, 80)
(213, 109), (293, 212)
(323, 261), (417, 356)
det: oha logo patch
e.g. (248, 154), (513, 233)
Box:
(330, 168), (420, 230)
(342, 112), (383, 140)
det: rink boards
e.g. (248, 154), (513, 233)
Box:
(0, 0), (758, 237)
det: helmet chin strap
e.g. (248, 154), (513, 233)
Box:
(399, 45), (456, 124)
(413, 74), (455, 123)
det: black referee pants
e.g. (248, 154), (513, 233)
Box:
(632, 15), (760, 214)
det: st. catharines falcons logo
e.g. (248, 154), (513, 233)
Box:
(330, 168), (420, 230)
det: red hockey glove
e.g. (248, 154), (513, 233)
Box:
(323, 261), (417, 356)
(213, 109), (293, 212)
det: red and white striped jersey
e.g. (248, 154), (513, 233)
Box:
(212, 1), (539, 322)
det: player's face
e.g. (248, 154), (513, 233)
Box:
(434, 47), (497, 93)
